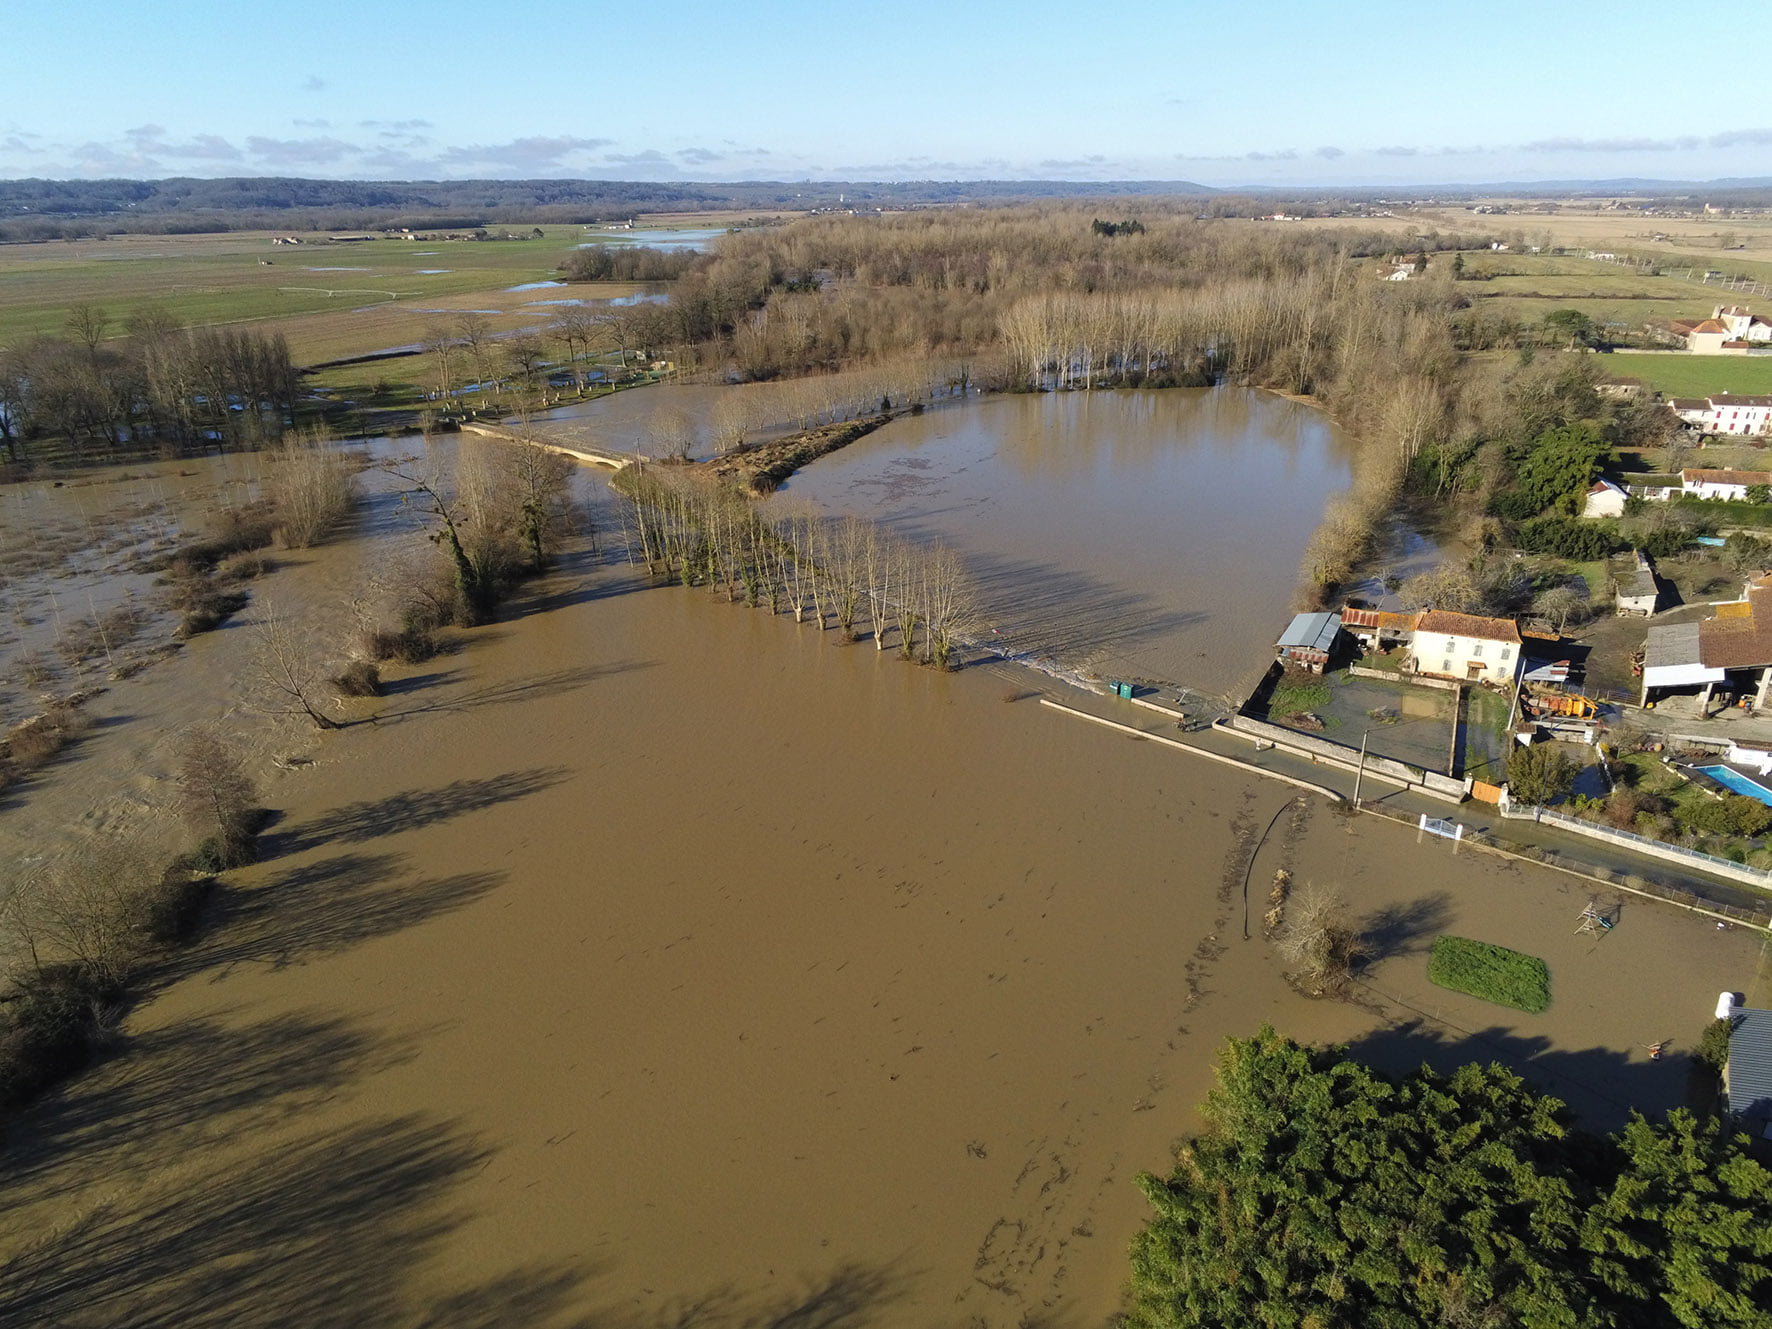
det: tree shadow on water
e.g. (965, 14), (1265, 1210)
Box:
(0, 1110), (600, 1329)
(1339, 1018), (1691, 1133)
(263, 765), (572, 857)
(1358, 892), (1454, 963)
(385, 662), (656, 720)
(1, 1010), (415, 1189)
(589, 1259), (914, 1329)
(182, 851), (505, 974)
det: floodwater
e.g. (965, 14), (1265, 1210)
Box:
(0, 422), (1753, 1327)
(577, 226), (727, 252)
(0, 511), (1753, 1326)
(781, 389), (1355, 701)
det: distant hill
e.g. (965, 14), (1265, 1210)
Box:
(2, 174), (1768, 243)
(0, 176), (1218, 240)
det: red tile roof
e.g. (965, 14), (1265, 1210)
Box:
(1414, 611), (1521, 644)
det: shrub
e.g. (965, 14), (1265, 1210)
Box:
(1508, 743), (1579, 805)
(364, 624), (441, 664)
(332, 660), (382, 697)
(1428, 935), (1551, 1013)
(1515, 515), (1616, 560)
(1696, 1017), (1734, 1072)
(1674, 794), (1772, 839)
(0, 967), (102, 1113)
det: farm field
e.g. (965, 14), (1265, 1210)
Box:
(0, 227), (656, 365)
(1598, 352), (1772, 397)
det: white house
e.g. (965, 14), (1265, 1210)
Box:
(1582, 478), (1629, 518)
(1717, 305), (1772, 342)
(1687, 318), (1733, 354)
(1406, 611), (1523, 686)
(1670, 397), (1772, 437)
(1708, 396), (1772, 437)
(1683, 467), (1772, 499)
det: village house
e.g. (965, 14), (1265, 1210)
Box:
(1682, 466), (1772, 498)
(1405, 611), (1523, 686)
(1682, 396), (1772, 438)
(1582, 477), (1629, 518)
(1671, 305), (1772, 354)
(1274, 611), (1342, 674)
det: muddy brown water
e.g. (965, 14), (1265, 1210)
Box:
(0, 402), (1760, 1327)
(778, 389), (1356, 703)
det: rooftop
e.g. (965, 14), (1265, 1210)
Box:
(1683, 468), (1772, 486)
(1414, 610), (1521, 644)
(1728, 1008), (1772, 1127)
(1277, 611), (1342, 654)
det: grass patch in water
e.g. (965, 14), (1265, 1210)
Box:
(1428, 936), (1551, 1013)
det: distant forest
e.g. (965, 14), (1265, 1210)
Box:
(3, 175), (1770, 243)
(0, 177), (1209, 241)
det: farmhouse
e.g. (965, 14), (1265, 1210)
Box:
(1686, 318), (1733, 354)
(1275, 611), (1342, 674)
(1582, 477), (1629, 518)
(1682, 466), (1772, 498)
(1406, 611), (1522, 686)
(1673, 305), (1772, 354)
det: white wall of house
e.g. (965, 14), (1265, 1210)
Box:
(1583, 483), (1627, 518)
(1686, 479), (1753, 499)
(1412, 632), (1522, 686)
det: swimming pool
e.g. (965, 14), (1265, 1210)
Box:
(1698, 765), (1772, 806)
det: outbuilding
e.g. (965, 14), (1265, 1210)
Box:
(1275, 612), (1342, 674)
(1724, 1006), (1772, 1141)
(1582, 478), (1629, 519)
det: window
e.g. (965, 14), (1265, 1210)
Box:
(1445, 638), (1456, 652)
(1442, 659), (1452, 673)
(1472, 643), (1483, 658)
(1500, 646), (1510, 661)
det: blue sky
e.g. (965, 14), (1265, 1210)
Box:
(6, 0), (1769, 185)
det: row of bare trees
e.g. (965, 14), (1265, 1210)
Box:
(613, 466), (975, 667)
(0, 305), (297, 461)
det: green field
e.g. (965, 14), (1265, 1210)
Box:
(0, 227), (596, 363)
(1427, 936), (1551, 1012)
(1599, 353), (1772, 397)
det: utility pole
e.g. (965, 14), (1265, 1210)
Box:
(1353, 729), (1369, 809)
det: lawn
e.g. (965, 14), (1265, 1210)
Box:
(1428, 936), (1551, 1013)
(1268, 678), (1331, 719)
(1461, 686), (1514, 784)
(1598, 353), (1772, 398)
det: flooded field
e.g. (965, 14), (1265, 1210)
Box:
(781, 389), (1355, 700)
(0, 398), (1757, 1327)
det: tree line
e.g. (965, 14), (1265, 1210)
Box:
(0, 304), (297, 462)
(613, 465), (976, 668)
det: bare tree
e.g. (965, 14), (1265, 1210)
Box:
(422, 321), (459, 404)
(266, 429), (359, 548)
(15, 843), (157, 992)
(247, 603), (340, 730)
(919, 541), (976, 669)
(1274, 883), (1368, 996)
(177, 728), (259, 866)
